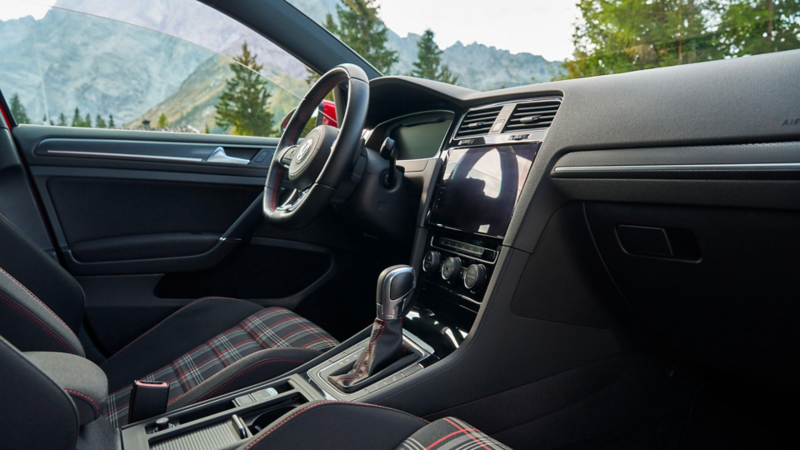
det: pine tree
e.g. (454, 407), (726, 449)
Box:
(72, 108), (83, 127)
(158, 113), (169, 128)
(9, 93), (30, 124)
(410, 29), (458, 84)
(560, 0), (717, 79)
(215, 42), (275, 136)
(95, 114), (107, 128)
(713, 0), (800, 58)
(108, 115), (115, 129)
(204, 124), (210, 134)
(57, 113), (67, 127)
(84, 113), (92, 128)
(326, 0), (398, 73)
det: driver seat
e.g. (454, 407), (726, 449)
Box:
(0, 213), (339, 428)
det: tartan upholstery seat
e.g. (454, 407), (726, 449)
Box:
(104, 305), (338, 428)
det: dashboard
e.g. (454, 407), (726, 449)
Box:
(359, 50), (800, 387)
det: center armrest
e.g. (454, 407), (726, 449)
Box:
(25, 351), (108, 425)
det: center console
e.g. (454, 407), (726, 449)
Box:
(120, 108), (543, 450)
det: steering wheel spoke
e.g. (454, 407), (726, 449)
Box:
(276, 187), (311, 212)
(277, 145), (298, 168)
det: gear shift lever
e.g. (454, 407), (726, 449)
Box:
(329, 265), (415, 392)
(376, 265), (415, 320)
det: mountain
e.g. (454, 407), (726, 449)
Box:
(0, 8), (212, 124)
(289, 0), (562, 90)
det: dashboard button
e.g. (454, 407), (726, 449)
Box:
(441, 256), (462, 281)
(464, 264), (487, 290)
(422, 251), (441, 273)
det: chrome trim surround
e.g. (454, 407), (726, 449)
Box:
(307, 329), (433, 401)
(552, 162), (800, 176)
(45, 150), (204, 163)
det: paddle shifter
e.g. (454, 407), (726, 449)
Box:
(329, 265), (415, 392)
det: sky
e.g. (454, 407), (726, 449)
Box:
(0, 0), (57, 21)
(1, 0), (580, 61)
(377, 0), (578, 61)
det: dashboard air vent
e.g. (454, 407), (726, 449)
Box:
(453, 106), (502, 139)
(504, 101), (560, 132)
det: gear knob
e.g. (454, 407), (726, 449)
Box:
(376, 265), (415, 320)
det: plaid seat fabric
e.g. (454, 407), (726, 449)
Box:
(396, 417), (512, 450)
(104, 307), (337, 428)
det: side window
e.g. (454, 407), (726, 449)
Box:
(0, 0), (318, 137)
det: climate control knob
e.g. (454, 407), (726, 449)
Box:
(440, 256), (462, 281)
(422, 251), (441, 273)
(464, 264), (487, 291)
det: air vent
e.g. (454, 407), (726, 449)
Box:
(504, 101), (560, 132)
(453, 106), (502, 140)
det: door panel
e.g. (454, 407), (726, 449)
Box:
(11, 125), (373, 355)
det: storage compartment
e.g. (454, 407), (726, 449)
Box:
(586, 202), (800, 387)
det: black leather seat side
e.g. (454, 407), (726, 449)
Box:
(0, 336), (80, 450)
(0, 214), (85, 334)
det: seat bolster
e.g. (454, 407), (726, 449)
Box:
(0, 268), (84, 356)
(238, 401), (428, 450)
(101, 297), (263, 392)
(0, 214), (85, 332)
(167, 348), (323, 410)
(0, 337), (79, 450)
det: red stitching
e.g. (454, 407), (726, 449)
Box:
(269, 168), (285, 210)
(442, 418), (491, 450)
(65, 389), (100, 415)
(184, 359), (305, 403)
(0, 293), (73, 353)
(242, 401), (427, 450)
(333, 320), (386, 382)
(0, 267), (78, 340)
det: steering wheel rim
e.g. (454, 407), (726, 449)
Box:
(263, 63), (369, 229)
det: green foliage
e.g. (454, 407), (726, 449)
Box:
(158, 112), (169, 128)
(560, 0), (800, 80)
(715, 0), (800, 57)
(9, 93), (30, 124)
(108, 115), (115, 129)
(57, 113), (67, 126)
(215, 42), (275, 136)
(95, 114), (107, 128)
(326, 0), (398, 73)
(410, 29), (458, 84)
(84, 113), (92, 128)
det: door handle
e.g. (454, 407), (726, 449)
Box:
(206, 147), (250, 165)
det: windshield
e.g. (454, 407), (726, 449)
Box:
(288, 0), (800, 91)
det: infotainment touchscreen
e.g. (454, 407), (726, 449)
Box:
(428, 144), (538, 237)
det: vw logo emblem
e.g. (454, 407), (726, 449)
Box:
(296, 139), (313, 162)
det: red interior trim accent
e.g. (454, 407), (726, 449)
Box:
(0, 102), (12, 128)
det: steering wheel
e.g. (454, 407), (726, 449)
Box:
(263, 63), (369, 229)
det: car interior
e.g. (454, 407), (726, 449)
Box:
(0, 1), (799, 449)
